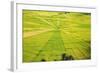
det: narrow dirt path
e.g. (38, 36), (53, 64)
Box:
(24, 29), (53, 38)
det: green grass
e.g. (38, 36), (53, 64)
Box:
(23, 10), (91, 62)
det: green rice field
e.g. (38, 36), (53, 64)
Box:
(22, 10), (91, 62)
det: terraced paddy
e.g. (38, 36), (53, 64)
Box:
(22, 10), (91, 62)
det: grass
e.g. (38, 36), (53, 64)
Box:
(22, 10), (91, 62)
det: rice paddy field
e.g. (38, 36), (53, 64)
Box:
(22, 10), (91, 62)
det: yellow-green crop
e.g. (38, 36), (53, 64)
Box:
(23, 10), (91, 62)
